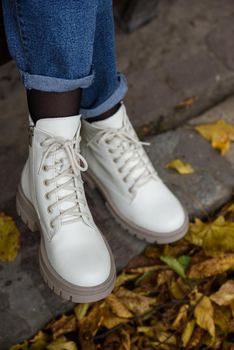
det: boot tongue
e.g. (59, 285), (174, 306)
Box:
(36, 115), (81, 139)
(92, 104), (125, 129)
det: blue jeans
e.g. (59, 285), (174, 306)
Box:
(1, 0), (128, 118)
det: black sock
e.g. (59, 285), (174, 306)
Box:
(27, 89), (81, 124)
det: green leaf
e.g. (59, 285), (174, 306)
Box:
(160, 255), (187, 279)
(178, 255), (191, 271)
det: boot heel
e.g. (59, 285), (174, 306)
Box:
(16, 185), (39, 233)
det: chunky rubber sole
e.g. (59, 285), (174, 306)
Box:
(83, 170), (189, 244)
(16, 184), (116, 303)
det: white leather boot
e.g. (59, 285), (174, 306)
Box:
(81, 104), (189, 244)
(16, 115), (116, 302)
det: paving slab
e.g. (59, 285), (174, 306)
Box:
(2, 1), (234, 134)
(1, 95), (234, 349)
(117, 0), (234, 131)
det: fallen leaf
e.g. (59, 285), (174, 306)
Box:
(120, 330), (131, 350)
(160, 255), (189, 278)
(114, 272), (139, 288)
(115, 287), (157, 314)
(188, 254), (234, 278)
(101, 311), (128, 329)
(79, 302), (104, 346)
(186, 326), (204, 349)
(213, 305), (230, 333)
(47, 336), (77, 350)
(177, 96), (196, 108)
(194, 119), (234, 155)
(165, 159), (194, 174)
(172, 304), (189, 329)
(194, 294), (215, 337)
(9, 342), (29, 350)
(210, 280), (234, 306)
(182, 319), (196, 348)
(46, 315), (76, 339)
(186, 216), (234, 257)
(0, 212), (20, 262)
(106, 293), (133, 318)
(74, 303), (90, 322)
(169, 279), (185, 299)
(157, 270), (174, 287)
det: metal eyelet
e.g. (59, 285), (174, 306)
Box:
(47, 206), (53, 213)
(43, 165), (48, 172)
(50, 222), (55, 228)
(45, 193), (50, 200)
(43, 180), (49, 186)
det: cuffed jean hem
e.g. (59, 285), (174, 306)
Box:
(80, 73), (128, 118)
(19, 69), (94, 92)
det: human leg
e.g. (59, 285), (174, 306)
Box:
(80, 0), (189, 242)
(2, 0), (116, 302)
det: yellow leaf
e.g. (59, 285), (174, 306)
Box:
(114, 272), (139, 288)
(169, 279), (185, 299)
(210, 280), (234, 307)
(79, 303), (104, 338)
(186, 216), (234, 257)
(188, 254), (234, 278)
(0, 212), (20, 262)
(165, 159), (194, 174)
(194, 294), (215, 337)
(101, 310), (128, 329)
(9, 342), (29, 350)
(74, 303), (90, 321)
(120, 330), (131, 350)
(29, 331), (49, 350)
(194, 119), (234, 155)
(157, 270), (174, 287)
(46, 314), (76, 339)
(47, 336), (78, 350)
(172, 304), (189, 329)
(106, 293), (133, 318)
(182, 319), (195, 348)
(115, 287), (157, 314)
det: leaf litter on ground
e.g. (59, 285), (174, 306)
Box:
(9, 198), (234, 350)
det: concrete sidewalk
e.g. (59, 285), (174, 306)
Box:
(0, 0), (234, 348)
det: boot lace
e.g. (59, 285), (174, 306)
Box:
(87, 123), (159, 194)
(38, 135), (89, 227)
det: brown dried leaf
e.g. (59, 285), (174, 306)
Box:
(46, 315), (76, 339)
(188, 254), (234, 278)
(210, 280), (234, 306)
(106, 293), (133, 318)
(115, 287), (157, 314)
(213, 305), (231, 333)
